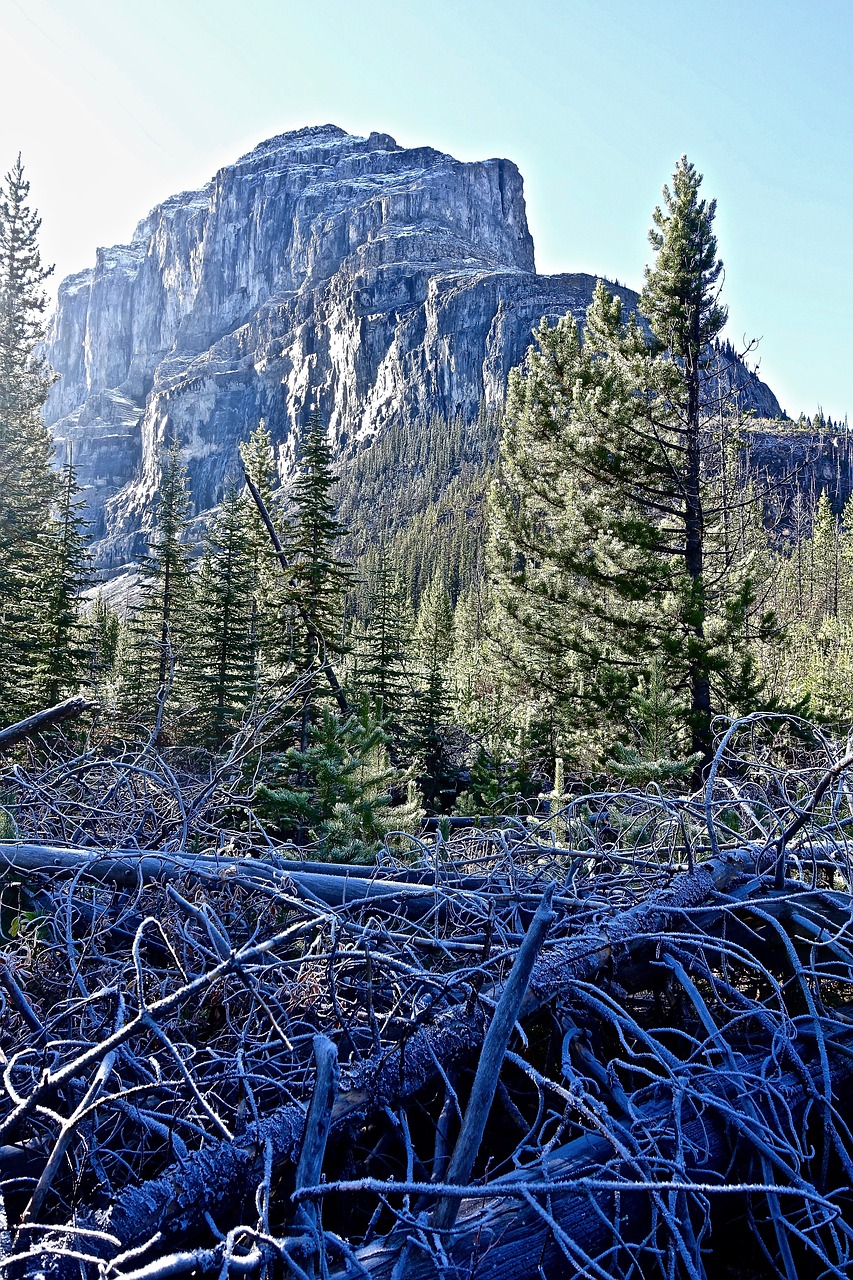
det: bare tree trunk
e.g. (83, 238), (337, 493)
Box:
(0, 696), (95, 752)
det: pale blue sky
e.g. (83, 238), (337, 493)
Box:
(1, 0), (850, 419)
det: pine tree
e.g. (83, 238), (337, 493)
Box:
(86, 592), (120, 699)
(486, 302), (640, 765)
(0, 156), (58, 722)
(184, 480), (258, 747)
(453, 746), (535, 817)
(488, 157), (767, 778)
(116, 434), (193, 729)
(255, 700), (421, 862)
(239, 419), (289, 675)
(33, 455), (92, 706)
(288, 412), (353, 668)
(638, 156), (731, 767)
(810, 491), (840, 622)
(606, 662), (703, 786)
(352, 539), (415, 732)
(764, 491), (853, 724)
(284, 411), (353, 762)
(410, 577), (458, 810)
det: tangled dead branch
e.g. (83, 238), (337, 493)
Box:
(2, 712), (853, 1277)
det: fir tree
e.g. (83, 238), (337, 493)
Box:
(285, 411), (353, 759)
(86, 592), (120, 699)
(33, 455), (91, 706)
(453, 746), (535, 817)
(809, 491), (840, 622)
(606, 663), (703, 786)
(239, 419), (289, 674)
(0, 156), (57, 722)
(255, 700), (421, 862)
(288, 411), (353, 667)
(410, 577), (458, 810)
(116, 434), (193, 728)
(184, 480), (258, 747)
(352, 538), (414, 732)
(450, 581), (517, 763)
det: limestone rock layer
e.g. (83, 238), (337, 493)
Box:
(43, 124), (782, 568)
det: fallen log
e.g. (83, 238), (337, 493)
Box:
(88, 846), (755, 1256)
(431, 885), (555, 1231)
(6, 714), (853, 1279)
(0, 697), (96, 753)
(0, 841), (453, 914)
(327, 1050), (853, 1279)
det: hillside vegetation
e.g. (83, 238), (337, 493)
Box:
(1, 151), (852, 1279)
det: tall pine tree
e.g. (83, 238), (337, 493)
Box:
(33, 454), (91, 707)
(410, 576), (457, 810)
(184, 480), (258, 747)
(116, 434), (193, 730)
(351, 538), (414, 733)
(488, 157), (767, 777)
(0, 156), (58, 722)
(288, 411), (353, 669)
(239, 419), (289, 675)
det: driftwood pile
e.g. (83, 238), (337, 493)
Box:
(1, 710), (853, 1278)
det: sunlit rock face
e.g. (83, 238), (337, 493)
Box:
(43, 124), (782, 569)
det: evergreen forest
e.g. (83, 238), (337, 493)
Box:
(5, 151), (853, 1280)
(3, 154), (853, 849)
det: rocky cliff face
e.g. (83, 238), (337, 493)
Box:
(43, 124), (783, 569)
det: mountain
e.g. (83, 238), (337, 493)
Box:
(43, 124), (783, 570)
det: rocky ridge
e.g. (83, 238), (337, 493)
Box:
(43, 124), (783, 569)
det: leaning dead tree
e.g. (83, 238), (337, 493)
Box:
(1, 712), (853, 1277)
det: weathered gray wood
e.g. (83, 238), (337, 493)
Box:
(0, 957), (44, 1036)
(0, 842), (448, 914)
(88, 850), (754, 1255)
(294, 1034), (339, 1269)
(431, 885), (555, 1231)
(0, 696), (96, 752)
(338, 1052), (853, 1280)
(296, 1035), (339, 1200)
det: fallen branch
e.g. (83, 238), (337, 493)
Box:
(87, 848), (754, 1256)
(431, 884), (555, 1231)
(0, 697), (96, 753)
(4, 714), (853, 1279)
(329, 1050), (853, 1279)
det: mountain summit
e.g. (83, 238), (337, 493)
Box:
(43, 125), (781, 569)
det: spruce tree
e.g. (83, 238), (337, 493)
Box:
(352, 538), (414, 731)
(767, 492), (853, 724)
(248, 412), (358, 839)
(239, 419), (288, 675)
(86, 592), (120, 700)
(288, 411), (353, 668)
(255, 699), (421, 862)
(33, 455), (91, 706)
(0, 156), (58, 722)
(410, 576), (457, 810)
(809, 492), (840, 622)
(116, 434), (193, 728)
(488, 157), (767, 778)
(184, 480), (258, 747)
(285, 411), (353, 764)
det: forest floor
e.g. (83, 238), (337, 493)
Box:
(1, 709), (853, 1279)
